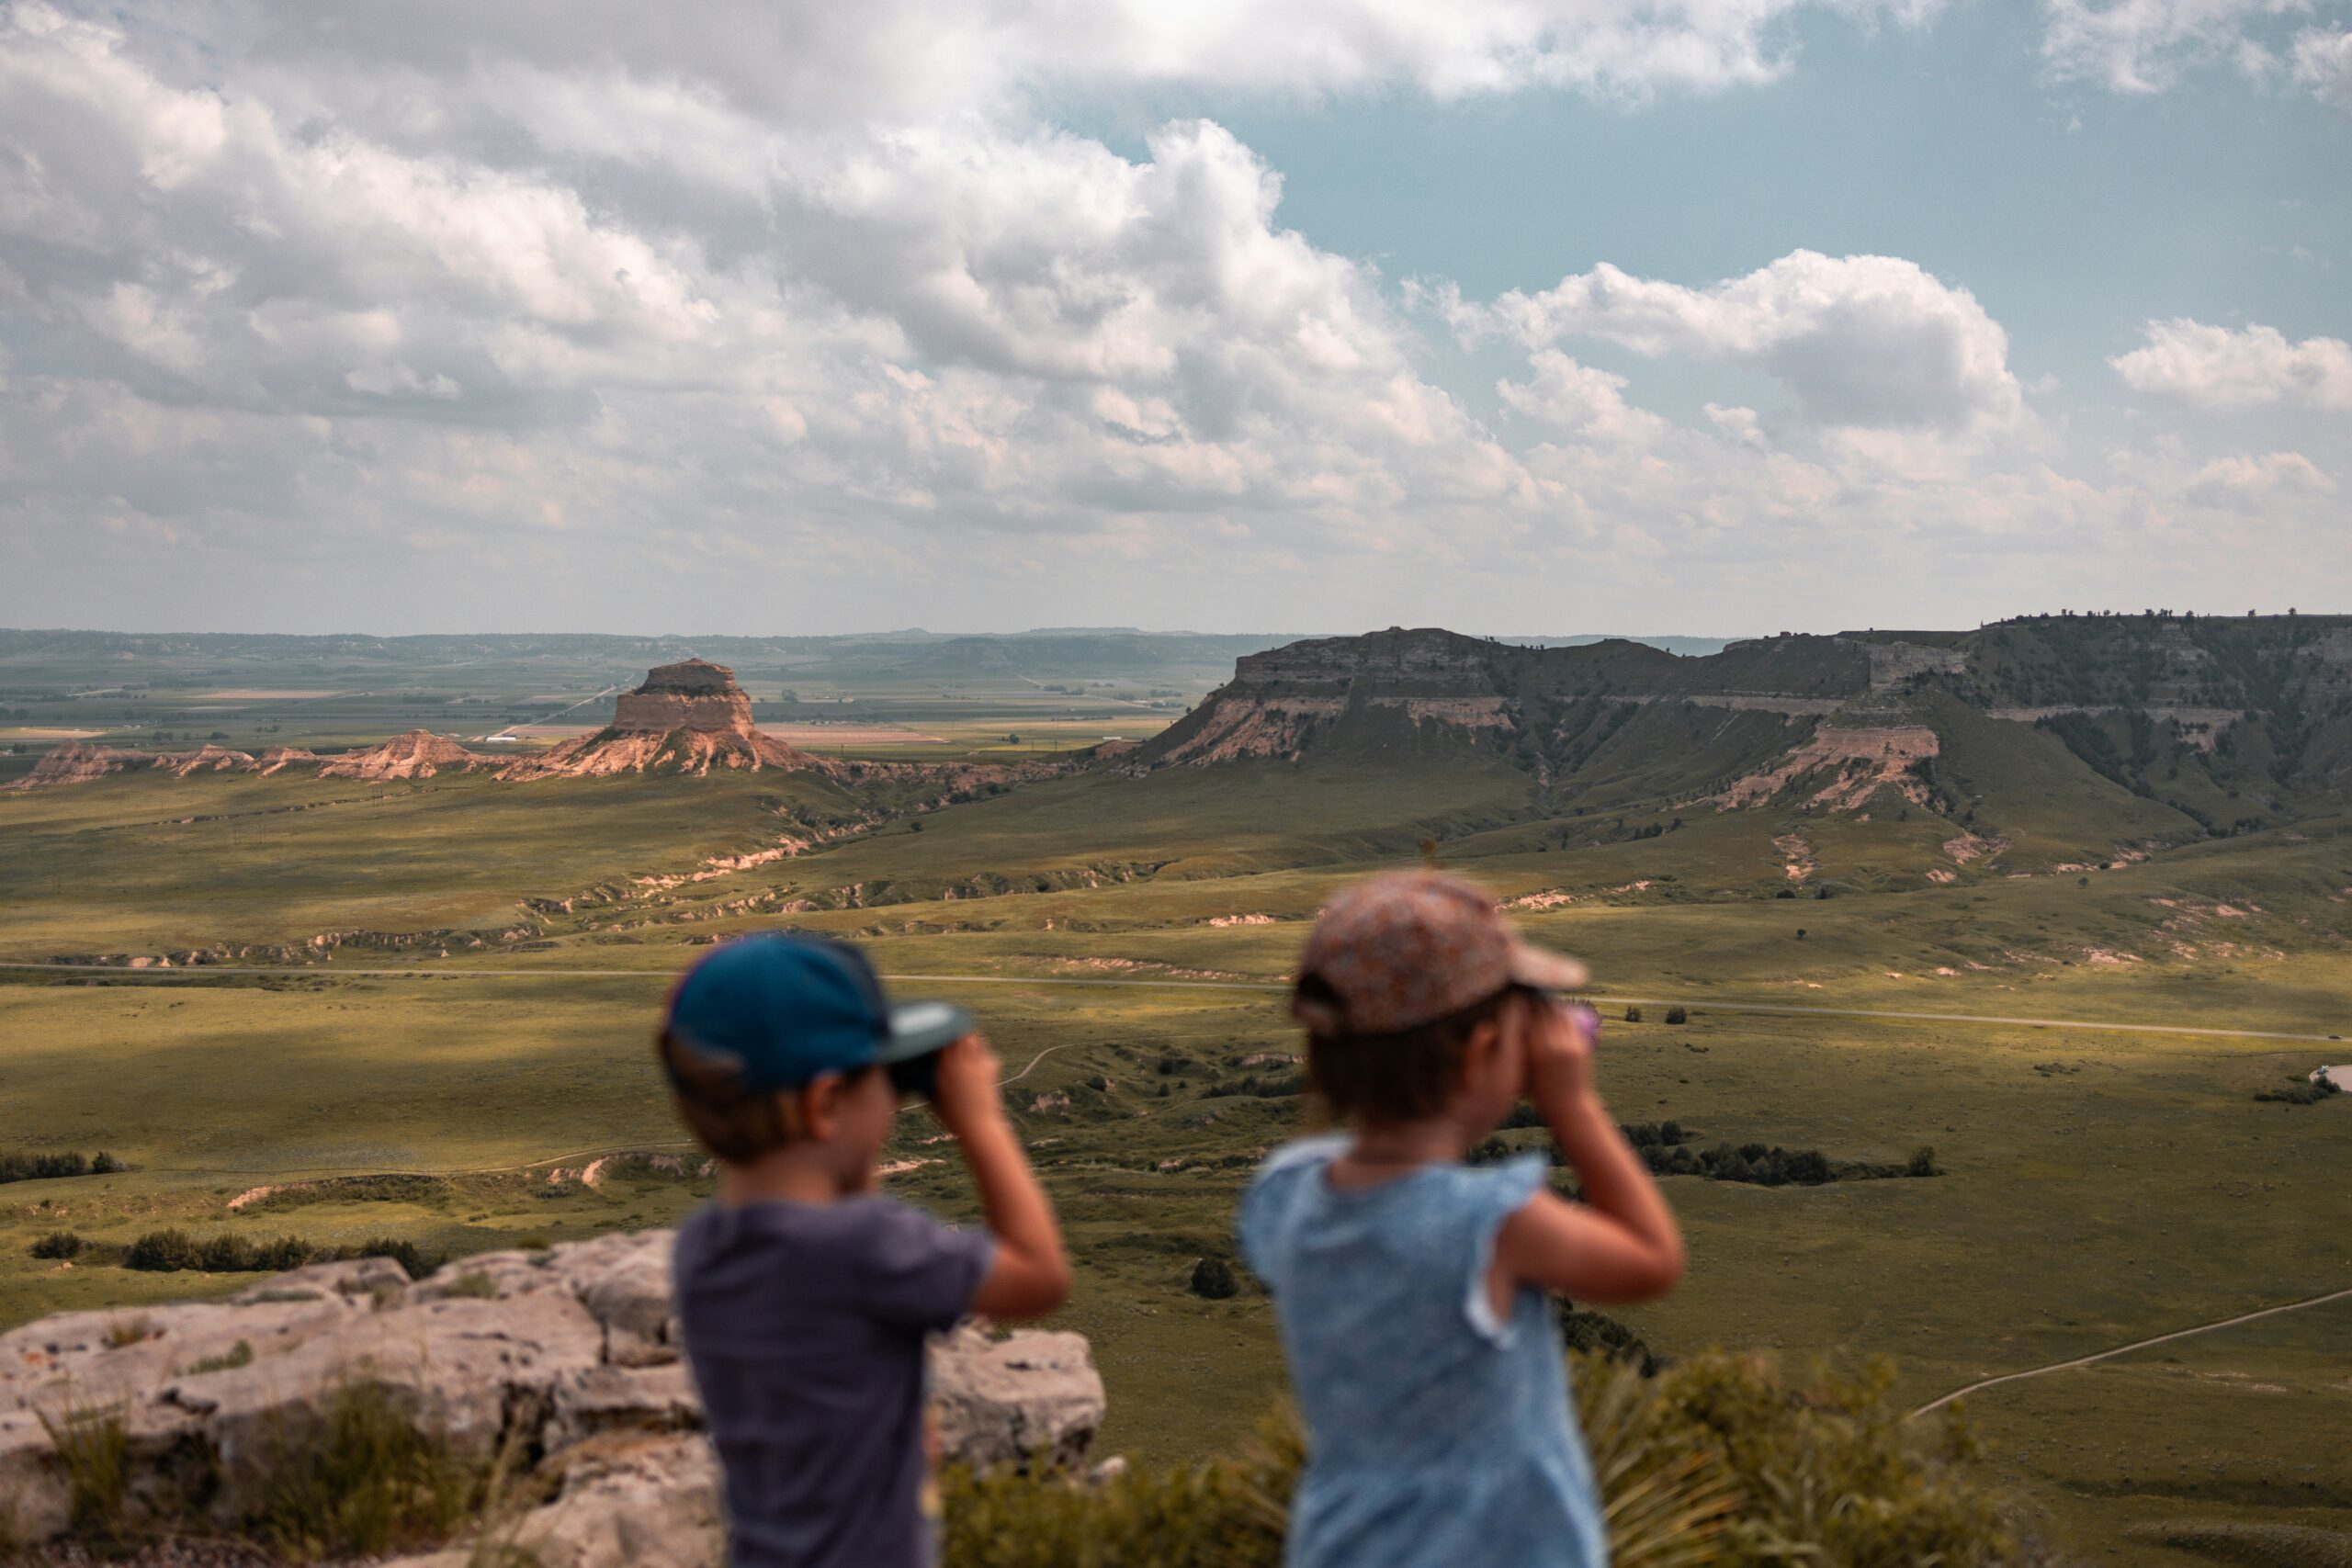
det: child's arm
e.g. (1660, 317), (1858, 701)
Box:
(1493, 1000), (1685, 1306)
(930, 1033), (1072, 1319)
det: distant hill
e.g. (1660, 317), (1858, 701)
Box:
(1130, 616), (2352, 849)
(1489, 634), (1734, 658)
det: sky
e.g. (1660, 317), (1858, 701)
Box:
(1, 0), (2347, 637)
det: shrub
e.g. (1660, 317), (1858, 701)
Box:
(1558, 1301), (1658, 1376)
(1623, 1006), (1645, 1023)
(30, 1230), (85, 1260)
(1906, 1145), (1941, 1177)
(1189, 1258), (1238, 1301)
(2255, 1076), (2341, 1105)
(443, 1271), (500, 1300)
(942, 1353), (2011, 1568)
(124, 1228), (204, 1272)
(0, 1149), (118, 1185)
(1664, 1007), (1688, 1025)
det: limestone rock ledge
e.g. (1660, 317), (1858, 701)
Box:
(0, 1228), (1105, 1565)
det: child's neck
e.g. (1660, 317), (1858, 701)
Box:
(1330, 1117), (1470, 1189)
(718, 1145), (874, 1208)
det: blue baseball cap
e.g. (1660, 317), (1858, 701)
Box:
(662, 935), (971, 1093)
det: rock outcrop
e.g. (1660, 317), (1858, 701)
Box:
(317, 729), (492, 780)
(502, 660), (837, 779)
(0, 1228), (1104, 1563)
(8, 741), (149, 787)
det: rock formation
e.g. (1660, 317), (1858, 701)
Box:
(8, 741), (149, 787)
(501, 659), (838, 779)
(317, 729), (492, 780)
(0, 1228), (1105, 1564)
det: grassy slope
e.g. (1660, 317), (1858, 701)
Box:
(0, 771), (857, 956)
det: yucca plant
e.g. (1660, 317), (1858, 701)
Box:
(1574, 1353), (1742, 1568)
(37, 1396), (132, 1547)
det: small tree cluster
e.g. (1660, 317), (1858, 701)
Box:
(0, 1150), (123, 1185)
(122, 1231), (437, 1276)
(1640, 1142), (1836, 1187)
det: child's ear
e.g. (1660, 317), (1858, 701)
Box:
(1460, 1018), (1504, 1087)
(796, 1074), (840, 1139)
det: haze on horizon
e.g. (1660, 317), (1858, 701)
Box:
(2, 0), (2347, 638)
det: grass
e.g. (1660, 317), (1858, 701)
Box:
(248, 1381), (482, 1561)
(37, 1398), (130, 1545)
(3, 658), (2350, 1561)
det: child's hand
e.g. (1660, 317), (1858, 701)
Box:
(928, 1033), (1006, 1140)
(1524, 999), (1600, 1112)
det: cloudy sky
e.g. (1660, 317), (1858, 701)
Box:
(2, 0), (2346, 637)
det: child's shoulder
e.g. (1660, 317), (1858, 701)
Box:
(1245, 1134), (1350, 1198)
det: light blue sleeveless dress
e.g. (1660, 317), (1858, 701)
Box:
(1237, 1135), (1610, 1568)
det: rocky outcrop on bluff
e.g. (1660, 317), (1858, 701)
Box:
(8, 741), (149, 787)
(316, 729), (492, 780)
(0, 1229), (1104, 1564)
(502, 659), (837, 779)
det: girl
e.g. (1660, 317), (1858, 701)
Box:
(1238, 871), (1685, 1568)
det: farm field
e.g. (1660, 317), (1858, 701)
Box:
(1, 623), (2349, 1564)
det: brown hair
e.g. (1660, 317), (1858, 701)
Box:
(1298, 976), (1518, 1126)
(658, 1030), (812, 1165)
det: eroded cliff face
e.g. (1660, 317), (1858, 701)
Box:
(318, 730), (492, 780)
(1136, 629), (1521, 767)
(608, 658), (762, 736)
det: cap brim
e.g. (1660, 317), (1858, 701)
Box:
(1507, 942), (1589, 992)
(878, 998), (973, 1063)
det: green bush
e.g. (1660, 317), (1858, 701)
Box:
(119, 1230), (432, 1276)
(1189, 1258), (1238, 1301)
(29, 1230), (85, 1260)
(124, 1228), (204, 1272)
(1664, 1006), (1688, 1025)
(0, 1149), (120, 1185)
(943, 1352), (2012, 1568)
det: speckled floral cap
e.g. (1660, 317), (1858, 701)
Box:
(1293, 871), (1589, 1035)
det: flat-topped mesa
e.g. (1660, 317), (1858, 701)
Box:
(502, 659), (842, 779)
(609, 658), (758, 736)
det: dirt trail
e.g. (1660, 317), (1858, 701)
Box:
(1910, 1284), (2352, 1418)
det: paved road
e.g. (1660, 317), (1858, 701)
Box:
(6, 962), (2341, 1043)
(1911, 1283), (2352, 1418)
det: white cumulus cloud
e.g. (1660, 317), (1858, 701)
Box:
(2110, 320), (2352, 408)
(1460, 251), (2022, 434)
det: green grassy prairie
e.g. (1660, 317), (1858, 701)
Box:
(2, 710), (2349, 1562)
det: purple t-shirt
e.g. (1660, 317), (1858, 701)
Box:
(673, 1196), (993, 1568)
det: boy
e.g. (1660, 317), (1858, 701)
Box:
(662, 933), (1069, 1567)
